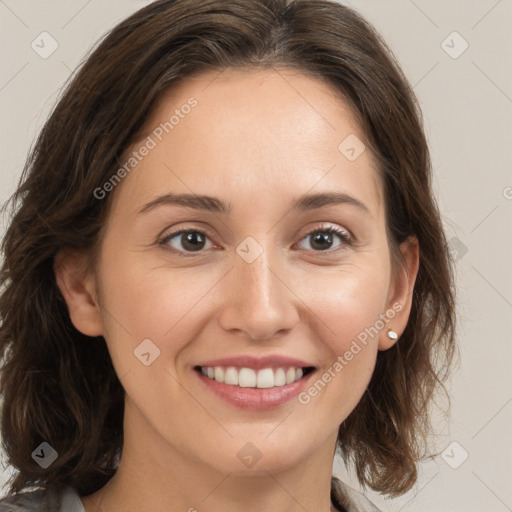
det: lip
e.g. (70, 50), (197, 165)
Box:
(194, 355), (314, 370)
(193, 365), (316, 411)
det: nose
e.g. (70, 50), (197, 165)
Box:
(217, 245), (300, 341)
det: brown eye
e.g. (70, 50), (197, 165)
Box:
(160, 229), (213, 253)
(296, 226), (351, 252)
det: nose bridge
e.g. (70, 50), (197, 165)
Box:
(236, 238), (279, 309)
(245, 248), (277, 305)
(219, 235), (299, 339)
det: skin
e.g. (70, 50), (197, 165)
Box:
(55, 67), (419, 512)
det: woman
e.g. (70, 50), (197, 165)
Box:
(0, 0), (456, 511)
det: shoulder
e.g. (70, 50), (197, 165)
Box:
(0, 488), (47, 512)
(331, 476), (382, 512)
(0, 485), (83, 512)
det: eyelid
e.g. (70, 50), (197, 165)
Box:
(158, 223), (212, 240)
(297, 222), (352, 243)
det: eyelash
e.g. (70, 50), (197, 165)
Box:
(157, 224), (352, 257)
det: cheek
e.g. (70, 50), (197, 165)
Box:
(298, 259), (390, 353)
(292, 262), (388, 422)
(294, 261), (389, 413)
(96, 248), (222, 360)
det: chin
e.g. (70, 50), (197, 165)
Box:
(199, 436), (310, 476)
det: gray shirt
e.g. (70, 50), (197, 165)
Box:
(0, 477), (381, 511)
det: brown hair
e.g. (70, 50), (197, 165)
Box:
(0, 0), (456, 501)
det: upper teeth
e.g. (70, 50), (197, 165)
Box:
(200, 366), (304, 388)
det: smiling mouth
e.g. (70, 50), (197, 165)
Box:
(194, 365), (315, 389)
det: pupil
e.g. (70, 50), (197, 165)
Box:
(311, 231), (332, 251)
(183, 231), (205, 251)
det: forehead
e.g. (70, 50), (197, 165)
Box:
(118, 67), (382, 216)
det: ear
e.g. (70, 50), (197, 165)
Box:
(54, 249), (104, 337)
(379, 235), (420, 351)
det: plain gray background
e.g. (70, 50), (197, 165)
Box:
(0, 1), (511, 511)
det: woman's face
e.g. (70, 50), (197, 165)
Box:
(59, 68), (418, 476)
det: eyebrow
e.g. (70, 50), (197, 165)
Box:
(137, 191), (370, 216)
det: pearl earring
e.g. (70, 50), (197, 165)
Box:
(387, 329), (398, 340)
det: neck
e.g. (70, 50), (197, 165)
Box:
(81, 399), (339, 512)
